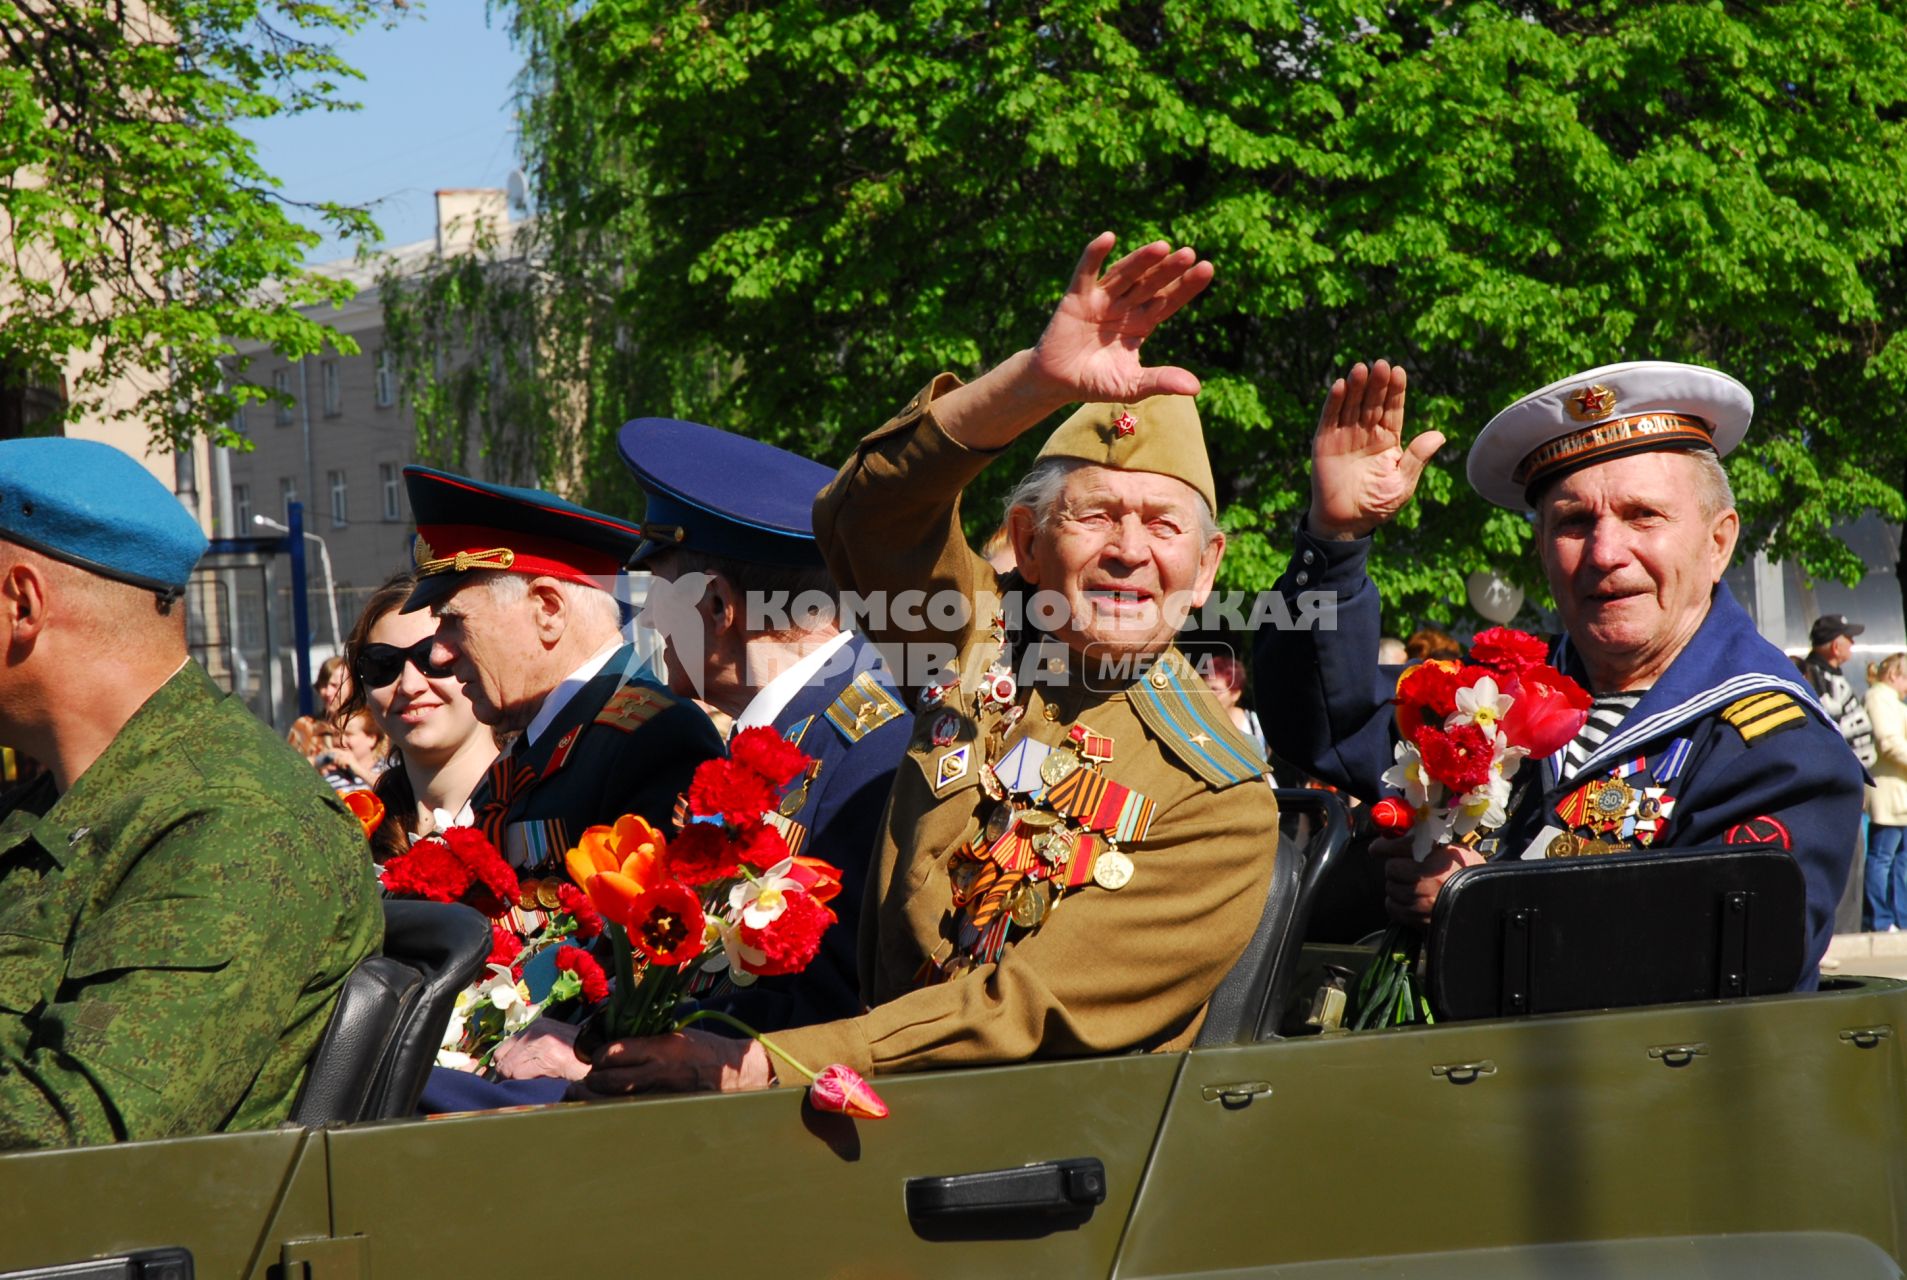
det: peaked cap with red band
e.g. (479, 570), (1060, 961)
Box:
(399, 465), (643, 614)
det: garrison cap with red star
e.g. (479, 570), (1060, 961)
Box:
(399, 465), (644, 614)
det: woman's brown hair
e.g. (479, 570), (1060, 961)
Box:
(339, 571), (427, 862)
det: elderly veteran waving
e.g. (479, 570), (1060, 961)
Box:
(1257, 360), (1861, 985)
(577, 232), (1276, 1096)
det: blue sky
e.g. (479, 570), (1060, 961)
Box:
(242, 6), (527, 265)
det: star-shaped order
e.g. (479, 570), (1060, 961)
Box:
(1111, 411), (1138, 438)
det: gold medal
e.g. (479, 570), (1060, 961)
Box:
(1016, 808), (1059, 830)
(1546, 832), (1582, 859)
(1008, 880), (1050, 929)
(1092, 849), (1135, 891)
(517, 879), (544, 910)
(1040, 748), (1081, 788)
(536, 880), (563, 910)
(1588, 777), (1636, 831)
(979, 763), (1005, 801)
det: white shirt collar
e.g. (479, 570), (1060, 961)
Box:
(523, 641), (623, 747)
(733, 630), (856, 735)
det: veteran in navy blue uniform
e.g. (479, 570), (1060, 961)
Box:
(619, 417), (913, 1031)
(1257, 360), (1862, 985)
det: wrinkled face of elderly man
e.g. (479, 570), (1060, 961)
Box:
(1008, 461), (1225, 662)
(1536, 448), (1739, 691)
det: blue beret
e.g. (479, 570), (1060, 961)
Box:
(0, 438), (207, 592)
(400, 465), (645, 613)
(617, 418), (835, 569)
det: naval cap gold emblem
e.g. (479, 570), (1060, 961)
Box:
(1567, 383), (1619, 422)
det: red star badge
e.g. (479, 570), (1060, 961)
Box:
(1111, 411), (1138, 439)
(1568, 384), (1618, 422)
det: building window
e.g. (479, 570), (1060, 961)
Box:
(233, 483), (253, 533)
(375, 349), (396, 408)
(380, 462), (402, 521)
(321, 360), (342, 417)
(272, 369), (292, 426)
(279, 476), (297, 518)
(328, 469), (348, 527)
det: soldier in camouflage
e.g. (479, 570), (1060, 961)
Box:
(0, 439), (381, 1148)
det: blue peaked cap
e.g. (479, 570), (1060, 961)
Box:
(0, 438), (206, 593)
(617, 418), (834, 569)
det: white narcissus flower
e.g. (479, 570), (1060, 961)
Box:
(1411, 807), (1457, 862)
(436, 1049), (479, 1072)
(476, 963), (538, 1036)
(729, 856), (803, 930)
(1447, 676), (1515, 735)
(700, 919), (763, 987)
(1381, 740), (1442, 810)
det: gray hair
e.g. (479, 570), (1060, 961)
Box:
(1002, 457), (1220, 543)
(475, 569), (627, 638)
(1688, 448), (1735, 519)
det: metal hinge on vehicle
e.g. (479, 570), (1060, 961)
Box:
(1200, 1079), (1272, 1106)
(1840, 1025), (1893, 1049)
(278, 1236), (369, 1280)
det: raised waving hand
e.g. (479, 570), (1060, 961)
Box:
(1306, 360), (1445, 540)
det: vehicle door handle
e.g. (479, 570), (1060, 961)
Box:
(0, 1246), (193, 1280)
(905, 1157), (1107, 1220)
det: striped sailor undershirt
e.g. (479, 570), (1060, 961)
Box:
(1560, 691), (1645, 781)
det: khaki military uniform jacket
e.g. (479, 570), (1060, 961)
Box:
(770, 379), (1277, 1079)
(0, 663), (382, 1148)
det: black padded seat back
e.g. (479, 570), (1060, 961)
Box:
(367, 900), (493, 1119)
(290, 955), (422, 1127)
(1426, 846), (1806, 1021)
(1196, 788), (1350, 1047)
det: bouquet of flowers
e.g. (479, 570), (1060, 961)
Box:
(378, 822), (604, 1069)
(562, 727), (884, 1116)
(1351, 627), (1591, 1029)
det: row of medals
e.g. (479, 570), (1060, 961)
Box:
(927, 651), (1136, 943)
(1546, 774), (1666, 858)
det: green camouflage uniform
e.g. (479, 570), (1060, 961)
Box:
(0, 663), (382, 1149)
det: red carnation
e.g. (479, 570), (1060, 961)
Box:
(687, 759), (778, 826)
(1416, 723), (1495, 794)
(486, 924), (525, 975)
(626, 880), (707, 967)
(1499, 662), (1593, 757)
(737, 891), (835, 977)
(667, 822), (743, 885)
(556, 882), (603, 940)
(729, 726), (812, 788)
(440, 826), (520, 918)
(378, 838), (467, 902)
(554, 945), (610, 1003)
(1394, 660), (1463, 735)
(1469, 627), (1550, 675)
(736, 821), (790, 873)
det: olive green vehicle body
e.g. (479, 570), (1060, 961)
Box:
(3, 958), (1904, 1279)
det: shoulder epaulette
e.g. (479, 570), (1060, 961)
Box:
(1720, 690), (1806, 744)
(1131, 650), (1268, 789)
(595, 682), (678, 734)
(826, 672), (907, 744)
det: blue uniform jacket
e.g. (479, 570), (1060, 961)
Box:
(713, 632), (913, 1032)
(1254, 529), (1862, 987)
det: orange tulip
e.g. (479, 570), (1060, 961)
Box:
(564, 814), (669, 926)
(342, 789), (385, 839)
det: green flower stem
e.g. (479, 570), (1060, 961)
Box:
(605, 925), (636, 1034)
(676, 1008), (817, 1084)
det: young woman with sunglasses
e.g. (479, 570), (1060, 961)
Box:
(337, 571), (501, 860)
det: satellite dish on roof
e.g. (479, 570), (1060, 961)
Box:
(505, 168), (531, 217)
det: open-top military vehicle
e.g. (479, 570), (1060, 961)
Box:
(4, 791), (1903, 1279)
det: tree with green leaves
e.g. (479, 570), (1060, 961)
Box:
(386, 0), (1907, 625)
(0, 0), (401, 452)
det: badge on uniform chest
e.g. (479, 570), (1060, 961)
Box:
(1539, 740), (1686, 858)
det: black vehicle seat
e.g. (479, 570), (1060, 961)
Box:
(289, 956), (422, 1127)
(290, 900), (492, 1127)
(1425, 845), (1806, 1021)
(1196, 788), (1350, 1046)
(365, 900), (493, 1119)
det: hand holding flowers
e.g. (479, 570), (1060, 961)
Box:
(1353, 628), (1590, 1029)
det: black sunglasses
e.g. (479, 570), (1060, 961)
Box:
(357, 636), (454, 689)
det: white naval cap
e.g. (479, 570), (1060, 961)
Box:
(1466, 360), (1753, 510)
